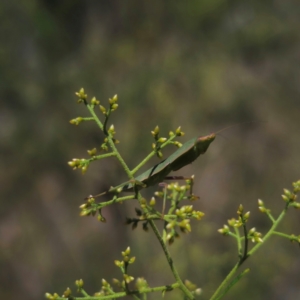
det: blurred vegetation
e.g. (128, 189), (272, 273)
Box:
(1, 1), (299, 299)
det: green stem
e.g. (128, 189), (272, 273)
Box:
(79, 288), (90, 297)
(87, 152), (116, 163)
(55, 283), (180, 300)
(234, 227), (242, 255)
(238, 220), (248, 266)
(94, 195), (135, 209)
(210, 202), (291, 300)
(209, 262), (240, 300)
(248, 202), (290, 256)
(148, 219), (194, 300)
(215, 269), (250, 300)
(131, 135), (177, 175)
(87, 105), (133, 179)
(82, 117), (95, 121)
(266, 211), (275, 223)
(272, 231), (292, 239)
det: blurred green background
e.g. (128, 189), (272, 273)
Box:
(1, 1), (300, 299)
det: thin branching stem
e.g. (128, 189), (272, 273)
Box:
(87, 105), (133, 179)
(131, 135), (177, 175)
(148, 218), (194, 300)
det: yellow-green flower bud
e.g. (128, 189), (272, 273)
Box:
(108, 124), (116, 135)
(112, 278), (121, 286)
(109, 94), (118, 104)
(179, 219), (191, 232)
(149, 197), (156, 206)
(218, 225), (230, 235)
(129, 257), (136, 264)
(81, 165), (88, 174)
(175, 126), (185, 136)
(75, 88), (87, 100)
(91, 97), (100, 105)
(122, 247), (131, 256)
(237, 204), (243, 215)
(68, 160), (77, 168)
(228, 218), (236, 226)
(166, 221), (175, 229)
(244, 211), (250, 220)
(195, 288), (202, 295)
(258, 206), (267, 213)
(99, 105), (107, 114)
(102, 279), (108, 286)
(111, 103), (118, 111)
(75, 279), (84, 288)
(79, 203), (88, 209)
(114, 260), (124, 267)
(123, 274), (134, 284)
(193, 211), (205, 220)
(97, 214), (106, 223)
(157, 151), (163, 158)
(87, 148), (97, 156)
(80, 209), (91, 217)
(174, 141), (182, 148)
(157, 137), (167, 143)
(63, 287), (71, 297)
(249, 227), (256, 234)
(185, 205), (193, 213)
(151, 125), (160, 137)
(292, 202), (300, 209)
(258, 199), (264, 206)
(166, 233), (173, 241)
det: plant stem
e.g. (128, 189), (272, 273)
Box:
(87, 105), (133, 179)
(248, 203), (290, 256)
(131, 135), (177, 175)
(209, 262), (240, 300)
(210, 202), (291, 300)
(148, 219), (194, 300)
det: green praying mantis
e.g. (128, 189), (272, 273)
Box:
(88, 133), (216, 199)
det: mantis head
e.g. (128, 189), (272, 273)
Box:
(195, 133), (216, 154)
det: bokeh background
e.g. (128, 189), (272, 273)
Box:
(1, 1), (300, 299)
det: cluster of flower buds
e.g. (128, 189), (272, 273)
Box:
(87, 147), (97, 156)
(69, 117), (83, 125)
(151, 126), (184, 158)
(151, 126), (164, 158)
(184, 280), (202, 296)
(93, 279), (115, 296)
(135, 277), (149, 292)
(175, 205), (204, 221)
(75, 88), (87, 103)
(79, 198), (106, 222)
(100, 94), (118, 115)
(281, 180), (300, 208)
(45, 292), (59, 300)
(90, 97), (100, 106)
(169, 126), (185, 137)
(257, 199), (271, 214)
(114, 247), (136, 285)
(218, 205), (263, 243)
(67, 158), (89, 174)
(290, 234), (300, 244)
(164, 205), (204, 244)
(75, 279), (84, 290)
(247, 227), (263, 243)
(218, 224), (230, 236)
